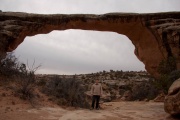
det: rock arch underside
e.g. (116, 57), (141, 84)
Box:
(0, 11), (180, 115)
(0, 12), (180, 78)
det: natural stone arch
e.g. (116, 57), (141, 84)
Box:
(0, 12), (180, 78)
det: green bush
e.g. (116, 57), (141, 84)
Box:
(158, 56), (176, 75)
(57, 98), (67, 106)
(0, 52), (38, 103)
(15, 71), (36, 100)
(36, 78), (46, 86)
(154, 70), (180, 94)
(43, 76), (90, 108)
(0, 53), (20, 77)
(131, 81), (158, 100)
(156, 56), (178, 94)
(168, 70), (180, 81)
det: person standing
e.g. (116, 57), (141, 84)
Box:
(90, 79), (103, 110)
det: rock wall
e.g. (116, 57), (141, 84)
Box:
(0, 12), (180, 78)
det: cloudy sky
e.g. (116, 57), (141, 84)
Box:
(1, 0), (180, 75)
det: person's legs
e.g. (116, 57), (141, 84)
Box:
(95, 95), (100, 109)
(91, 95), (96, 109)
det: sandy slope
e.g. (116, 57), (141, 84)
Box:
(0, 86), (178, 120)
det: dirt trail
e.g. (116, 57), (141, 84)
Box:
(1, 102), (177, 120)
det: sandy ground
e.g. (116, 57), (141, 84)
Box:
(0, 86), (179, 120)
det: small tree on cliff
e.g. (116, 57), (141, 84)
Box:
(158, 56), (176, 75)
(156, 56), (178, 94)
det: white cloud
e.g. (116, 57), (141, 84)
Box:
(1, 0), (180, 14)
(15, 30), (144, 74)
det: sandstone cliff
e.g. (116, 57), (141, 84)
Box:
(0, 12), (180, 77)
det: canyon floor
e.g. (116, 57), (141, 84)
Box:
(0, 100), (178, 120)
(0, 85), (179, 120)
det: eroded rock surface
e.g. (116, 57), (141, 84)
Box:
(0, 12), (180, 77)
(164, 78), (180, 115)
(0, 11), (180, 116)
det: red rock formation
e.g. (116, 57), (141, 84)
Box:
(164, 78), (180, 115)
(0, 12), (180, 78)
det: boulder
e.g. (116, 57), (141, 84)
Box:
(164, 78), (180, 115)
(154, 92), (165, 102)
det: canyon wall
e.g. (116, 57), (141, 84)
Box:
(0, 12), (180, 77)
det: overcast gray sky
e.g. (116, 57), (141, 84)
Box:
(1, 0), (180, 75)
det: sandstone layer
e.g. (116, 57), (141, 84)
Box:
(0, 11), (180, 77)
(164, 78), (180, 115)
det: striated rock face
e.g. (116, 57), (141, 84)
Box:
(0, 12), (180, 77)
(164, 79), (180, 115)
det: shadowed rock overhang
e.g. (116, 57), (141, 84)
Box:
(0, 11), (180, 77)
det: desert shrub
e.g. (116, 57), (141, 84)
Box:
(36, 78), (46, 86)
(84, 79), (88, 83)
(154, 70), (180, 94)
(81, 75), (85, 79)
(122, 75), (128, 79)
(0, 52), (39, 103)
(110, 90), (116, 100)
(153, 75), (170, 94)
(110, 74), (114, 80)
(0, 53), (20, 77)
(155, 56), (178, 94)
(131, 81), (158, 100)
(15, 75), (35, 100)
(119, 84), (132, 91)
(57, 98), (67, 105)
(0, 37), (8, 62)
(14, 65), (37, 101)
(91, 80), (95, 83)
(168, 70), (180, 82)
(43, 76), (90, 108)
(139, 74), (152, 78)
(126, 73), (136, 77)
(158, 56), (176, 75)
(119, 89), (126, 95)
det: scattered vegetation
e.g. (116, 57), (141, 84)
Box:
(1, 52), (171, 108)
(0, 52), (40, 104)
(42, 76), (90, 108)
(154, 70), (180, 94)
(117, 79), (158, 101)
(0, 53), (21, 78)
(158, 56), (176, 75)
(131, 81), (158, 100)
(155, 56), (179, 94)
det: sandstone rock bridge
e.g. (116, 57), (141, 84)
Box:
(0, 12), (180, 78)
